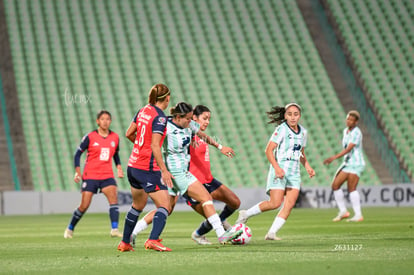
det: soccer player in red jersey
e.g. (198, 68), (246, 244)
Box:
(187, 105), (241, 244)
(64, 110), (124, 239)
(117, 84), (173, 252)
(131, 105), (240, 245)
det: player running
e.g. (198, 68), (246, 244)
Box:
(64, 110), (124, 239)
(117, 84), (174, 252)
(323, 110), (365, 222)
(130, 105), (241, 245)
(236, 103), (315, 240)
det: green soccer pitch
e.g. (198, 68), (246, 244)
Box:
(0, 207), (413, 275)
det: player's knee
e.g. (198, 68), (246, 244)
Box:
(201, 200), (214, 208)
(268, 200), (282, 210)
(230, 197), (241, 209)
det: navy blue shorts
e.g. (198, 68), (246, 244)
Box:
(183, 178), (223, 206)
(81, 178), (116, 194)
(127, 166), (168, 193)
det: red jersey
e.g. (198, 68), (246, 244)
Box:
(76, 130), (120, 180)
(128, 104), (167, 171)
(189, 135), (213, 183)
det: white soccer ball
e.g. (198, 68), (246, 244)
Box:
(231, 223), (252, 245)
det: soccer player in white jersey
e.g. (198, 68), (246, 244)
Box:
(323, 110), (365, 222)
(164, 102), (242, 244)
(236, 103), (315, 240)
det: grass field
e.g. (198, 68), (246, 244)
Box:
(0, 207), (413, 275)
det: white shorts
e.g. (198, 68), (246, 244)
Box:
(170, 169), (198, 195)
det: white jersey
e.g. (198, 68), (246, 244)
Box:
(269, 122), (308, 176)
(164, 117), (200, 172)
(342, 126), (365, 167)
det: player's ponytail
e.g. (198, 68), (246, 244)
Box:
(148, 83), (171, 105)
(266, 106), (286, 125)
(267, 103), (302, 125)
(170, 102), (193, 118)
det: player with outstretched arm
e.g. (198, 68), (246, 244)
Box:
(236, 103), (315, 240)
(323, 110), (365, 222)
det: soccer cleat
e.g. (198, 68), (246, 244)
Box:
(347, 216), (364, 222)
(144, 239), (172, 252)
(64, 228), (73, 239)
(264, 233), (282, 241)
(131, 234), (137, 247)
(191, 230), (212, 245)
(235, 210), (248, 224)
(110, 228), (123, 238)
(118, 241), (134, 252)
(332, 211), (350, 222)
(222, 220), (232, 231)
(218, 228), (243, 244)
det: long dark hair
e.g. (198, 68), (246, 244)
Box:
(267, 103), (302, 125)
(193, 105), (211, 117)
(170, 102), (193, 118)
(266, 106), (286, 125)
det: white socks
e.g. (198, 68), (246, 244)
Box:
(246, 203), (262, 218)
(349, 190), (362, 217)
(268, 217), (286, 234)
(207, 213), (225, 237)
(334, 189), (362, 217)
(333, 189), (347, 213)
(132, 219), (149, 236)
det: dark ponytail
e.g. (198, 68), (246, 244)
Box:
(266, 106), (286, 125)
(170, 102), (193, 118)
(267, 102), (302, 125)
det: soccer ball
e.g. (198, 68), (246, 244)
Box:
(231, 223), (252, 245)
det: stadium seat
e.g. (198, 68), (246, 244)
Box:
(3, 0), (384, 190)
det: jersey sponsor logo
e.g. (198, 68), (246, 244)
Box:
(138, 113), (152, 122)
(93, 142), (100, 146)
(292, 144), (302, 151)
(99, 148), (110, 161)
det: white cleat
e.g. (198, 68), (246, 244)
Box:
(332, 211), (350, 222)
(222, 220), (232, 231)
(235, 210), (248, 224)
(264, 233), (282, 241)
(130, 234), (137, 247)
(191, 230), (212, 245)
(347, 216), (364, 222)
(64, 228), (73, 239)
(110, 229), (123, 238)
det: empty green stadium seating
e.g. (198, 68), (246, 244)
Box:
(326, 0), (414, 178)
(4, 0), (381, 191)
